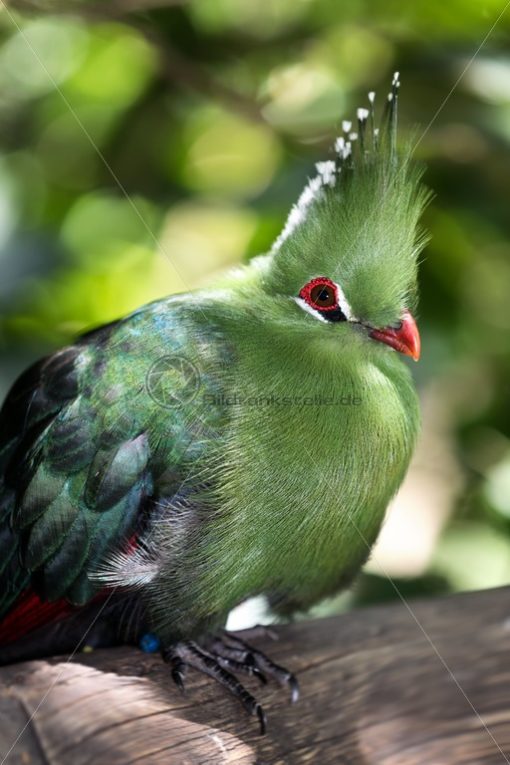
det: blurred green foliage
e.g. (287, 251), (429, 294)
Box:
(2, 0), (510, 608)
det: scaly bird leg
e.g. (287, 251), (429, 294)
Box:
(217, 630), (299, 703)
(162, 630), (298, 734)
(163, 640), (267, 733)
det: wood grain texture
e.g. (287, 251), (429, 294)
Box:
(1, 587), (510, 765)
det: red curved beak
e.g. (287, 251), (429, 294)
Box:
(369, 310), (421, 362)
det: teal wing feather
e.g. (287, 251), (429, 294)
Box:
(0, 298), (226, 616)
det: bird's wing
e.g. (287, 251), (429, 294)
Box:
(0, 299), (225, 629)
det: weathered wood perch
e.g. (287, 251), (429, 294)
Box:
(1, 587), (510, 764)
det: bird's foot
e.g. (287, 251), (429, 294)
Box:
(162, 631), (298, 734)
(212, 630), (299, 703)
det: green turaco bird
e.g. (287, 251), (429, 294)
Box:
(0, 74), (428, 731)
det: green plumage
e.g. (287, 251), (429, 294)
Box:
(0, 75), (429, 659)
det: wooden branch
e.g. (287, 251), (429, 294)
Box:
(1, 587), (510, 764)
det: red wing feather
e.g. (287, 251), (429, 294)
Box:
(0, 589), (79, 646)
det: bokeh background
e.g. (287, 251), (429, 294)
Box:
(1, 0), (510, 621)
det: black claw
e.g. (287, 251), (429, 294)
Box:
(255, 703), (267, 735)
(172, 669), (185, 692)
(288, 674), (300, 704)
(162, 648), (187, 692)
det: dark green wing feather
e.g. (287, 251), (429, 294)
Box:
(0, 298), (226, 616)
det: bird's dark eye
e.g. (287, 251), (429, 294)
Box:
(299, 277), (339, 312)
(298, 276), (347, 323)
(310, 283), (336, 308)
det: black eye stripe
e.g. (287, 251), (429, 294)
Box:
(321, 307), (347, 323)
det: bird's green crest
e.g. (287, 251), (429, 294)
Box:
(266, 73), (430, 328)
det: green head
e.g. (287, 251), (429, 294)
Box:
(262, 73), (430, 361)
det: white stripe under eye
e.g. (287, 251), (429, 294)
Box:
(294, 297), (328, 322)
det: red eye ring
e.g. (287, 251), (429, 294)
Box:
(299, 277), (338, 311)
